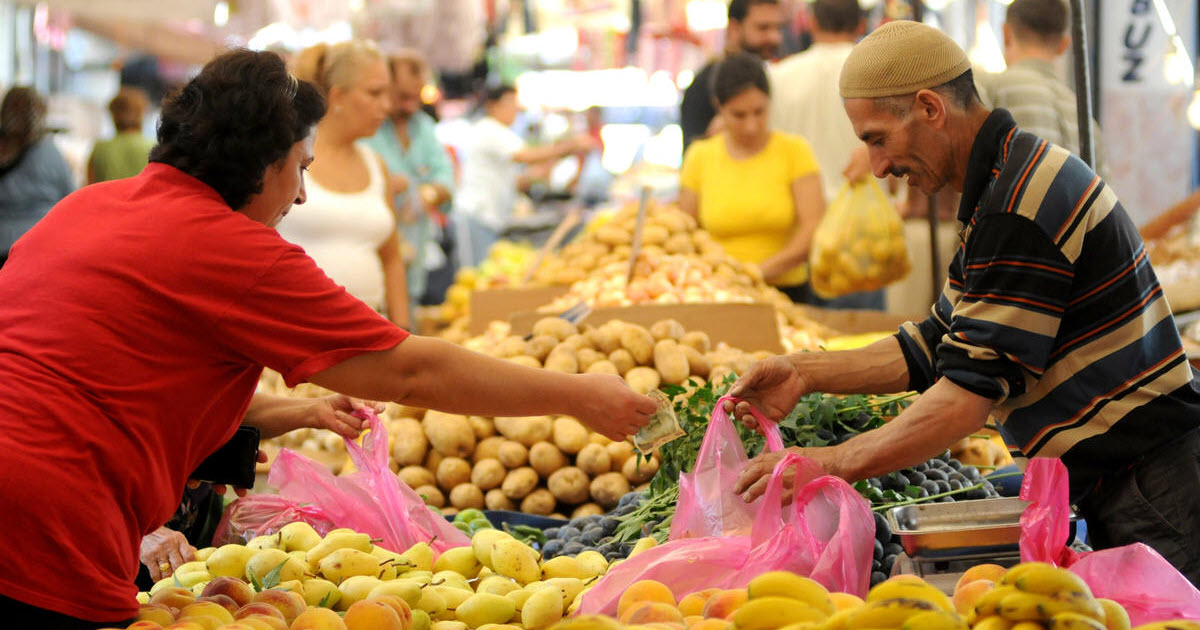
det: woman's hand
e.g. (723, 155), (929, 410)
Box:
(722, 355), (810, 430)
(141, 527), (196, 582)
(570, 373), (657, 441)
(309, 395), (386, 440)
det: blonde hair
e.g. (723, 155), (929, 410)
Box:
(389, 48), (428, 83)
(292, 39), (385, 97)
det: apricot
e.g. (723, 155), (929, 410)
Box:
(251, 588), (306, 623)
(291, 607), (350, 630)
(369, 594), (414, 629)
(622, 602), (686, 626)
(162, 623), (207, 630)
(828, 592), (864, 612)
(149, 587), (195, 611)
(136, 603), (177, 626)
(678, 589), (719, 618)
(951, 579), (995, 616)
(201, 576), (255, 608)
(700, 589), (748, 620)
(125, 621), (165, 630)
(689, 619), (733, 630)
(345, 599), (407, 630)
(617, 580), (677, 620)
(238, 615), (289, 630)
(235, 603), (286, 621)
(954, 563), (1007, 594)
(195, 594), (238, 615)
(178, 601), (234, 625)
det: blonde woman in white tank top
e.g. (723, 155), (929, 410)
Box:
(279, 39), (412, 328)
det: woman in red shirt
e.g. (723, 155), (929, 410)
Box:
(0, 49), (654, 629)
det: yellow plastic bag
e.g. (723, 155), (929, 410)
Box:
(809, 179), (910, 298)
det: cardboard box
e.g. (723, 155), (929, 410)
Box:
(795, 305), (922, 336)
(510, 302), (785, 353)
(468, 286), (570, 334)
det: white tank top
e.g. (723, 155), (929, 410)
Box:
(276, 143), (395, 312)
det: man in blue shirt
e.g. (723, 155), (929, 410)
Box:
(365, 50), (456, 309)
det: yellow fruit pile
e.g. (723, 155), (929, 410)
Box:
(441, 241), (539, 322)
(125, 523), (653, 630)
(960, 562), (1122, 630)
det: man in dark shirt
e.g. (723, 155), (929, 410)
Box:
(731, 20), (1200, 585)
(679, 0), (784, 153)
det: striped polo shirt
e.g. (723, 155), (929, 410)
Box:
(895, 108), (1200, 500)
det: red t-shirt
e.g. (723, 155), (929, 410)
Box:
(0, 163), (408, 621)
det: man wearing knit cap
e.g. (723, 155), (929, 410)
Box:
(731, 20), (1200, 584)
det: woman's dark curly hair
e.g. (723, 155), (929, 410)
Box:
(150, 49), (325, 210)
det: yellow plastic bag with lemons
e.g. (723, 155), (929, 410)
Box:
(809, 179), (910, 298)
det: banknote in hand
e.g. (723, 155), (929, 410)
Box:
(634, 390), (685, 454)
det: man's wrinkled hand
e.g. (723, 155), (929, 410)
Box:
(722, 355), (809, 430)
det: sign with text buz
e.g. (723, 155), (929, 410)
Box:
(1099, 0), (1196, 225)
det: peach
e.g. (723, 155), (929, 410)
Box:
(678, 589), (719, 618)
(952, 579), (995, 616)
(699, 590), (748, 621)
(196, 594), (239, 615)
(251, 588), (307, 623)
(617, 580), (677, 620)
(689, 620), (733, 630)
(623, 602), (686, 626)
(201, 576), (255, 608)
(369, 594), (414, 629)
(829, 592), (864, 612)
(344, 599), (406, 630)
(150, 587), (196, 611)
(137, 603), (177, 626)
(169, 616), (223, 630)
(162, 623), (206, 630)
(125, 621), (165, 630)
(238, 615), (290, 630)
(178, 601), (235, 625)
(291, 607), (350, 630)
(235, 603), (286, 621)
(954, 564), (1007, 594)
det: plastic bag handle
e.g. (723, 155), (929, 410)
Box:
(344, 407), (389, 474)
(717, 395), (785, 452)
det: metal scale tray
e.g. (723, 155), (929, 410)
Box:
(886, 497), (1035, 557)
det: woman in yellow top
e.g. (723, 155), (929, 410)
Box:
(678, 52), (825, 302)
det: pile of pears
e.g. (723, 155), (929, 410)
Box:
(127, 521), (655, 630)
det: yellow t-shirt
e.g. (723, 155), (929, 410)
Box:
(680, 131), (820, 286)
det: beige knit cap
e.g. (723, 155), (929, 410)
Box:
(839, 20), (971, 98)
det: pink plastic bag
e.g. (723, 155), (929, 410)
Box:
(1020, 458), (1200, 624)
(669, 395), (786, 539)
(577, 402), (874, 616)
(733, 453), (873, 595)
(267, 408), (470, 555)
(212, 494), (338, 546)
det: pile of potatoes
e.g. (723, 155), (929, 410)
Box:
(387, 408), (659, 520)
(528, 202), (729, 288)
(260, 316), (779, 517)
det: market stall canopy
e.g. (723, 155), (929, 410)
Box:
(18, 0), (486, 72)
